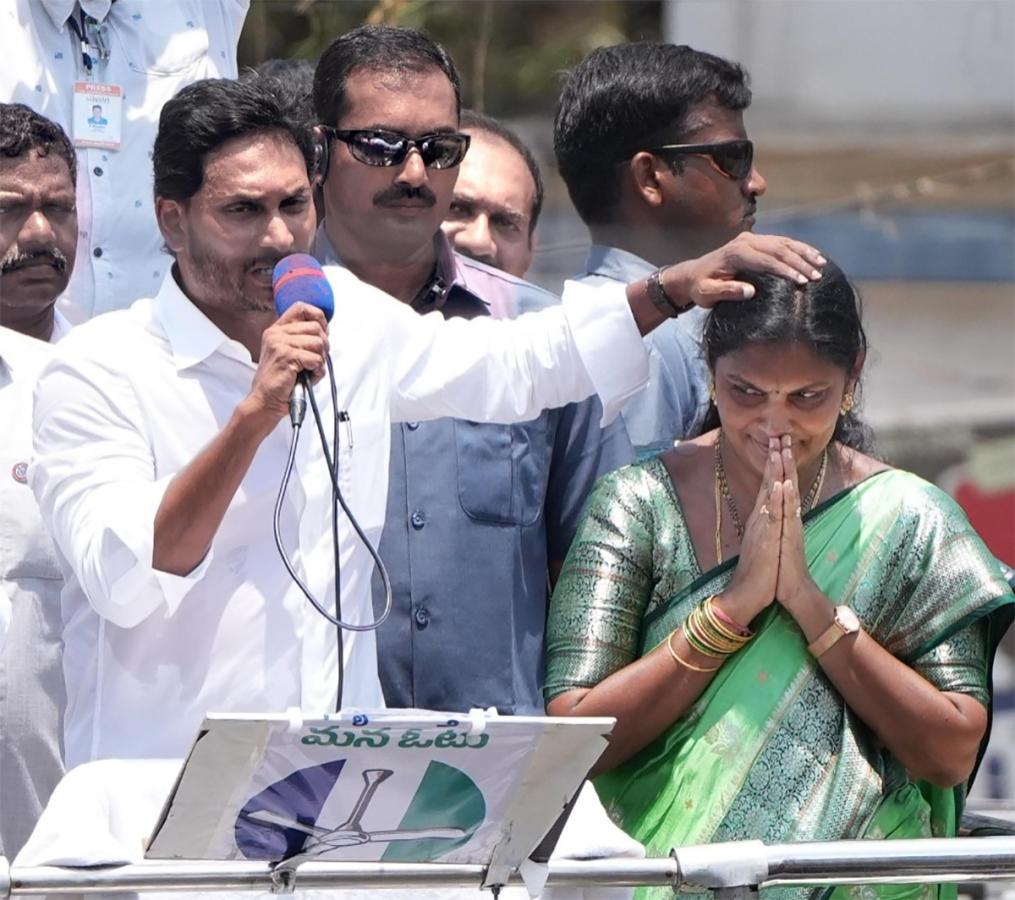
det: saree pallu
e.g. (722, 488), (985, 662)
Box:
(544, 460), (1014, 900)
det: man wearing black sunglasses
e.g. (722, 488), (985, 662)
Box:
(310, 25), (636, 724)
(556, 42), (768, 457)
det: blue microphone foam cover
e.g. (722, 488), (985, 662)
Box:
(272, 253), (335, 321)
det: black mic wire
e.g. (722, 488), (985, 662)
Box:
(272, 359), (394, 712)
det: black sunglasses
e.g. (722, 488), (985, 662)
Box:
(324, 127), (471, 170)
(631, 139), (755, 181)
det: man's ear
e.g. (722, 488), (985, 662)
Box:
(628, 151), (668, 209)
(155, 197), (187, 256)
(312, 125), (330, 185)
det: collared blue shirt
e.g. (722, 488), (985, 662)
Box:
(317, 232), (634, 715)
(575, 245), (710, 456)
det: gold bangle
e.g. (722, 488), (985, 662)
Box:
(696, 608), (744, 651)
(707, 595), (754, 638)
(668, 629), (721, 673)
(687, 605), (743, 655)
(684, 609), (732, 657)
(702, 598), (751, 645)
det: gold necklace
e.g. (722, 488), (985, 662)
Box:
(715, 436), (744, 538)
(714, 434), (828, 564)
(802, 449), (829, 512)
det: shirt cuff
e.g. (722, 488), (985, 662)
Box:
(560, 279), (649, 425)
(88, 474), (213, 627)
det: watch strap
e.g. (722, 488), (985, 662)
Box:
(807, 607), (857, 658)
(646, 267), (695, 318)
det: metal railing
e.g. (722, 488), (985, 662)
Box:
(2, 836), (1014, 897)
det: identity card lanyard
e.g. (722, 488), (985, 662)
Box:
(69, 5), (123, 151)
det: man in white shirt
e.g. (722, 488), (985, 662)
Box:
(0, 0), (249, 323)
(31, 75), (826, 768)
(0, 325), (65, 860)
(0, 104), (76, 342)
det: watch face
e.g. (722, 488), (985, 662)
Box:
(835, 606), (861, 633)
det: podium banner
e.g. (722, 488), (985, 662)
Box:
(146, 709), (614, 876)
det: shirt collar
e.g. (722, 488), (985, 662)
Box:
(50, 308), (73, 343)
(153, 269), (246, 372)
(0, 325), (50, 382)
(40, 0), (114, 30)
(313, 225), (485, 316)
(582, 244), (657, 283)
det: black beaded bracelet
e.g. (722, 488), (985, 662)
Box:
(647, 266), (696, 318)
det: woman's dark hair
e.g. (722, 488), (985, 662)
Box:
(153, 77), (315, 203)
(701, 261), (874, 452)
(313, 25), (461, 127)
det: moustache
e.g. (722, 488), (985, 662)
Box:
(373, 185), (436, 208)
(0, 246), (69, 275)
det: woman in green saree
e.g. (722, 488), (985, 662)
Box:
(544, 262), (1013, 900)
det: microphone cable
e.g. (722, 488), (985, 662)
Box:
(272, 357), (394, 710)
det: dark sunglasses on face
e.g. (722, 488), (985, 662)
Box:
(324, 127), (471, 170)
(630, 138), (755, 181)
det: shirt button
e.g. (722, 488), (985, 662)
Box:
(414, 607), (430, 629)
(410, 510), (426, 529)
(406, 422), (420, 431)
(93, 247), (103, 258)
(93, 166), (103, 176)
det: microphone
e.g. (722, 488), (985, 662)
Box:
(268, 256), (393, 713)
(272, 254), (334, 426)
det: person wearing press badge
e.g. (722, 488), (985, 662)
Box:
(30, 72), (826, 770)
(0, 0), (249, 323)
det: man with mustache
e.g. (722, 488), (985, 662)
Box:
(0, 103), (76, 343)
(311, 26), (634, 719)
(0, 102), (73, 861)
(555, 43), (768, 456)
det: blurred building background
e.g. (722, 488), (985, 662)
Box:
(239, 0), (1015, 804)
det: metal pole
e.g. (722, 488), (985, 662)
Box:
(3, 858), (680, 896)
(762, 836), (1015, 886)
(3, 836), (1014, 897)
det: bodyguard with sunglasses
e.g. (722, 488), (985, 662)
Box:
(310, 25), (635, 723)
(556, 43), (768, 457)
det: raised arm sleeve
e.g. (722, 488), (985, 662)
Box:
(378, 276), (649, 426)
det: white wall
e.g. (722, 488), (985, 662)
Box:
(663, 0), (1015, 130)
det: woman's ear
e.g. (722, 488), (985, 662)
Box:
(848, 349), (867, 392)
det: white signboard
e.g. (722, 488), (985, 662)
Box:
(146, 709), (613, 879)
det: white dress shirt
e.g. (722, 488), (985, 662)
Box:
(0, 326), (66, 859)
(0, 0), (249, 323)
(50, 309), (73, 342)
(31, 267), (648, 768)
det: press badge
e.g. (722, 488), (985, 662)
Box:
(73, 82), (123, 150)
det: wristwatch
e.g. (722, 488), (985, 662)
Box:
(807, 605), (861, 658)
(646, 267), (696, 318)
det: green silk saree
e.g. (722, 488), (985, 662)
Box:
(545, 459), (1013, 900)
